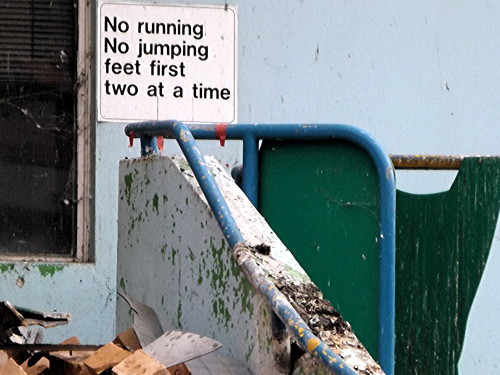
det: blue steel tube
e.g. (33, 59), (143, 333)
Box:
(125, 121), (365, 375)
(125, 121), (395, 375)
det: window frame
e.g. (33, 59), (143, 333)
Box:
(0, 0), (92, 262)
(75, 0), (92, 262)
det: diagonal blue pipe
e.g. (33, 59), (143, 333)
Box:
(125, 120), (395, 375)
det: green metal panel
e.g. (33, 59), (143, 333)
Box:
(259, 139), (380, 359)
(395, 157), (500, 375)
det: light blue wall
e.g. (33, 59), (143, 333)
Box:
(235, 1), (498, 156)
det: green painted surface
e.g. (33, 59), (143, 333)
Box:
(395, 158), (500, 375)
(259, 140), (380, 359)
(259, 144), (500, 373)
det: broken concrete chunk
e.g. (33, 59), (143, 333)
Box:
(143, 330), (222, 368)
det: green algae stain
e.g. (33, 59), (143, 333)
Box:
(38, 264), (64, 277)
(210, 238), (227, 294)
(237, 277), (254, 318)
(124, 173), (133, 205)
(119, 277), (127, 291)
(171, 248), (177, 266)
(177, 302), (183, 328)
(0, 264), (15, 273)
(212, 297), (231, 326)
(152, 193), (159, 214)
(206, 238), (236, 330)
(212, 299), (218, 315)
(188, 247), (195, 261)
(160, 245), (167, 261)
(245, 342), (255, 361)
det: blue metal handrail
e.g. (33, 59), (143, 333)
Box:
(125, 120), (395, 375)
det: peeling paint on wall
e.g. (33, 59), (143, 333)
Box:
(38, 264), (64, 278)
(0, 263), (15, 274)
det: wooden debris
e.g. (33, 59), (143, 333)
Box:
(113, 327), (141, 352)
(112, 349), (169, 375)
(84, 342), (131, 374)
(1, 295), (223, 375)
(21, 356), (50, 375)
(0, 357), (28, 375)
(49, 350), (94, 375)
(0, 327), (222, 374)
(0, 350), (11, 365)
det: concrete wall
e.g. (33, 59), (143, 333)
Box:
(116, 155), (311, 375)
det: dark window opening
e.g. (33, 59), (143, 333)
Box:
(0, 0), (77, 256)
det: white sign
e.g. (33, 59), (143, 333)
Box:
(97, 2), (236, 123)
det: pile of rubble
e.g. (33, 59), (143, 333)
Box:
(1, 329), (194, 375)
(0, 296), (222, 375)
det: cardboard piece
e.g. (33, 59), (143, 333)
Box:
(84, 342), (131, 374)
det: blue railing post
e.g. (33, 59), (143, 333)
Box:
(242, 134), (259, 206)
